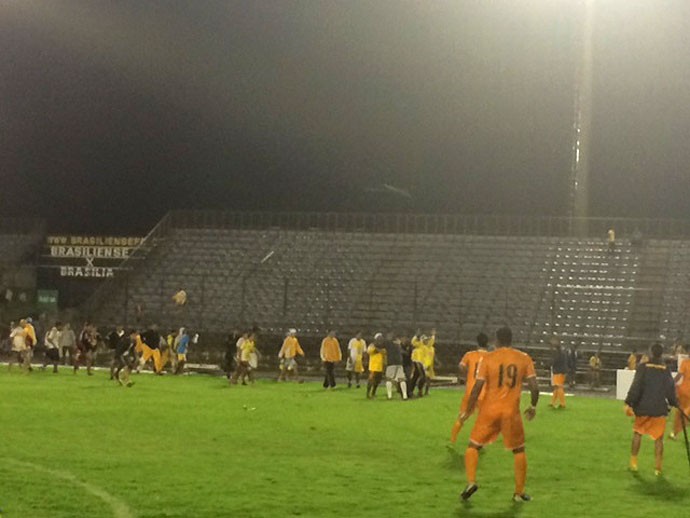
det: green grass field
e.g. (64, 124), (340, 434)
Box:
(1, 369), (689, 518)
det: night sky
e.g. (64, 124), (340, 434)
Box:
(2, 1), (690, 234)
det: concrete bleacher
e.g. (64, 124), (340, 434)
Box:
(86, 220), (649, 358)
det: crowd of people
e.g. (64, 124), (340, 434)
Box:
(226, 327), (440, 399)
(3, 318), (198, 385)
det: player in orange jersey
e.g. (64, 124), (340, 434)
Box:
(459, 326), (539, 503)
(670, 355), (690, 440)
(449, 333), (489, 446)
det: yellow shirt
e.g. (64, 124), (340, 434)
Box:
(423, 345), (435, 369)
(241, 339), (256, 362)
(24, 324), (37, 347)
(348, 338), (365, 361)
(367, 344), (384, 373)
(589, 356), (601, 369)
(320, 337), (342, 362)
(411, 336), (425, 363)
(627, 354), (637, 370)
(279, 336), (304, 359)
(135, 334), (145, 353)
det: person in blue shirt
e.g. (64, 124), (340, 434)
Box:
(175, 328), (190, 375)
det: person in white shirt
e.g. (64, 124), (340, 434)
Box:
(42, 322), (62, 373)
(9, 320), (29, 371)
(346, 331), (366, 388)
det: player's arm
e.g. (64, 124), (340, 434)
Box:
(666, 370), (680, 409)
(524, 376), (539, 421)
(624, 366), (645, 409)
(459, 379), (484, 422)
(458, 362), (468, 384)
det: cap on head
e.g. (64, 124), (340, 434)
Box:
(374, 332), (383, 340)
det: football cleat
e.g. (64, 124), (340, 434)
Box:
(512, 493), (531, 502)
(461, 483), (478, 501)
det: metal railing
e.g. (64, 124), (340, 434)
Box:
(167, 210), (690, 239)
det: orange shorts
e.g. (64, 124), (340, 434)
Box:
(469, 407), (525, 450)
(633, 416), (667, 440)
(552, 373), (566, 387)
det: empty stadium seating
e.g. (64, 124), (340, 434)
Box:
(85, 215), (648, 357)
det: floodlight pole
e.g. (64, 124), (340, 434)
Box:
(569, 0), (595, 237)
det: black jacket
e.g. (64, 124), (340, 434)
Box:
(625, 362), (678, 417)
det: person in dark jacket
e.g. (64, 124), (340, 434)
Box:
(624, 343), (678, 475)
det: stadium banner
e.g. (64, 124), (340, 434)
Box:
(43, 235), (144, 278)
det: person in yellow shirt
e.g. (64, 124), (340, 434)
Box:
(278, 329), (305, 382)
(320, 330), (342, 389)
(346, 331), (366, 388)
(589, 351), (602, 388)
(409, 333), (428, 397)
(627, 349), (637, 371)
(24, 317), (37, 371)
(366, 333), (385, 399)
(426, 330), (437, 377)
(232, 333), (256, 385)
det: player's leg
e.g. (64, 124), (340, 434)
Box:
(559, 385), (566, 408)
(503, 411), (529, 501)
(86, 350), (94, 375)
(368, 372), (381, 397)
(399, 370), (408, 400)
(51, 349), (60, 373)
(512, 446), (529, 501)
(461, 442), (481, 500)
(152, 349), (162, 374)
(630, 431), (642, 471)
(654, 437), (664, 475)
(366, 371), (374, 398)
(385, 366), (393, 399)
(451, 396), (470, 444)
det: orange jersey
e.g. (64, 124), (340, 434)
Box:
(677, 359), (690, 398)
(460, 349), (487, 395)
(476, 347), (536, 413)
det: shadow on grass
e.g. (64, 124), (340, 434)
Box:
(628, 471), (687, 502)
(444, 446), (465, 471)
(455, 501), (525, 518)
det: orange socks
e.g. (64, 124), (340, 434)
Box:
(559, 387), (566, 407)
(465, 447), (479, 484)
(450, 420), (463, 444)
(551, 387), (566, 407)
(514, 452), (527, 495)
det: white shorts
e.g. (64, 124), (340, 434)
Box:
(284, 358), (298, 371)
(385, 365), (405, 381)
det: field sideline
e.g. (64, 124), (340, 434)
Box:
(1, 370), (689, 518)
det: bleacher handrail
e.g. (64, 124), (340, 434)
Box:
(164, 210), (690, 239)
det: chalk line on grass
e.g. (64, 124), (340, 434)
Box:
(6, 458), (134, 518)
